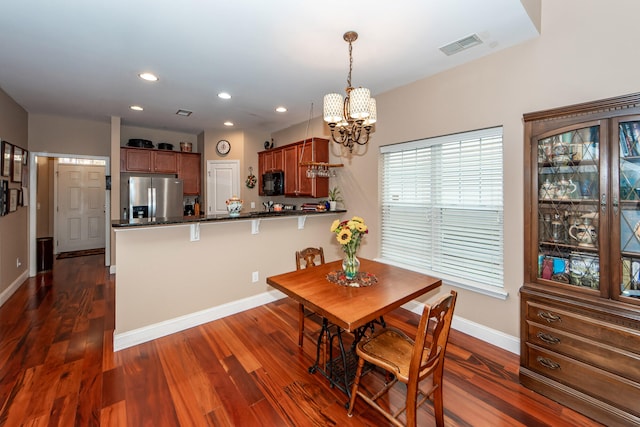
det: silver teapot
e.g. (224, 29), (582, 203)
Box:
(556, 177), (577, 199)
(569, 217), (597, 247)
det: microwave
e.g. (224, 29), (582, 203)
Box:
(262, 170), (284, 196)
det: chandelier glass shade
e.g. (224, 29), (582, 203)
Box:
(323, 31), (376, 153)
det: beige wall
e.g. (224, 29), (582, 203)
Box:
(0, 88), (28, 296)
(272, 0), (640, 338)
(35, 157), (54, 238)
(29, 114), (111, 156)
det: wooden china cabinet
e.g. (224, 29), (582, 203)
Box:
(521, 93), (640, 426)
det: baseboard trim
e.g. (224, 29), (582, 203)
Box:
(401, 300), (520, 355)
(0, 270), (29, 308)
(113, 289), (285, 351)
(114, 290), (520, 355)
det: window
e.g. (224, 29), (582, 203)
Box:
(380, 127), (504, 294)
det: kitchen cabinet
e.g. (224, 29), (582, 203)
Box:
(178, 152), (201, 196)
(120, 147), (178, 174)
(260, 149), (283, 172)
(521, 93), (640, 426)
(121, 147), (201, 196)
(258, 149), (283, 196)
(121, 147), (152, 172)
(258, 138), (329, 198)
(283, 138), (329, 197)
(153, 150), (178, 173)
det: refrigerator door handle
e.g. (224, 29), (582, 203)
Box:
(149, 187), (156, 217)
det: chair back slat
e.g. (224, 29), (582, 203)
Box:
(411, 291), (457, 381)
(295, 247), (325, 270)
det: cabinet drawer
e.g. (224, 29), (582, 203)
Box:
(525, 344), (640, 417)
(525, 300), (640, 354)
(527, 322), (640, 383)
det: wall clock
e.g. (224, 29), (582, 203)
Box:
(216, 139), (231, 156)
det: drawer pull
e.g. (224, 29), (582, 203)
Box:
(537, 311), (561, 323)
(536, 356), (561, 370)
(536, 332), (561, 344)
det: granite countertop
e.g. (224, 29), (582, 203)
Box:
(111, 209), (347, 228)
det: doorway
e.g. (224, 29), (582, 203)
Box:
(28, 153), (111, 276)
(206, 160), (240, 215)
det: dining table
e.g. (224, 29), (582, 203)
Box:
(266, 257), (442, 397)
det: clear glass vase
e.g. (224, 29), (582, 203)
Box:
(342, 254), (360, 280)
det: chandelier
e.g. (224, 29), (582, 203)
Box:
(323, 31), (376, 153)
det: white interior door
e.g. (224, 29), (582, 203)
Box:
(207, 160), (240, 215)
(56, 163), (106, 252)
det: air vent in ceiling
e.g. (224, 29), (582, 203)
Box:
(439, 34), (483, 56)
(176, 109), (193, 117)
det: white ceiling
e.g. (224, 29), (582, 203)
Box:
(0, 0), (539, 136)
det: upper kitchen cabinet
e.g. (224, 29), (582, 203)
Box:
(260, 149), (283, 173)
(521, 93), (640, 426)
(283, 138), (329, 197)
(153, 150), (178, 173)
(121, 147), (178, 174)
(121, 147), (201, 196)
(258, 138), (329, 198)
(258, 149), (283, 196)
(178, 152), (201, 196)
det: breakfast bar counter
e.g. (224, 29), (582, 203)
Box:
(111, 209), (347, 228)
(111, 208), (347, 352)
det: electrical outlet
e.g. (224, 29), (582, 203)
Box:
(251, 202), (255, 209)
(252, 271), (259, 283)
(16, 257), (21, 268)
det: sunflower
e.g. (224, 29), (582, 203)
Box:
(337, 228), (352, 244)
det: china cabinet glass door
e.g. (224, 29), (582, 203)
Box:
(615, 116), (640, 301)
(536, 124), (601, 292)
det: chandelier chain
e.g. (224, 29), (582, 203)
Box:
(347, 39), (353, 90)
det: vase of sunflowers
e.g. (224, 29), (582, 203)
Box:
(331, 216), (368, 280)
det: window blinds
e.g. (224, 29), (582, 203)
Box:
(380, 127), (504, 288)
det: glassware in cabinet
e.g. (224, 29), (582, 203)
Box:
(536, 125), (601, 291)
(616, 118), (640, 300)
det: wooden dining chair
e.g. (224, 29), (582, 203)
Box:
(347, 290), (457, 427)
(295, 247), (325, 347)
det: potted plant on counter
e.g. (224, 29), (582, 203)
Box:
(328, 186), (343, 211)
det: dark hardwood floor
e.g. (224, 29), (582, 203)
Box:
(0, 255), (604, 426)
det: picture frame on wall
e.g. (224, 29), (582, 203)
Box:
(0, 179), (6, 215)
(1, 141), (11, 178)
(11, 146), (22, 183)
(9, 187), (18, 212)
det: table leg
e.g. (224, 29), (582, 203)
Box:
(308, 317), (329, 374)
(307, 319), (381, 399)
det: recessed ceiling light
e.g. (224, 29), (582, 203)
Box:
(218, 92), (232, 100)
(176, 109), (192, 117)
(223, 121), (234, 127)
(275, 106), (287, 113)
(138, 72), (159, 82)
(130, 105), (144, 111)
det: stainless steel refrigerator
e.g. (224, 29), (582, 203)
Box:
(122, 176), (183, 219)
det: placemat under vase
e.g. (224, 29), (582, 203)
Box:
(326, 270), (378, 287)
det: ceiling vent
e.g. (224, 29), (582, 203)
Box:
(176, 109), (193, 117)
(439, 34), (483, 56)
